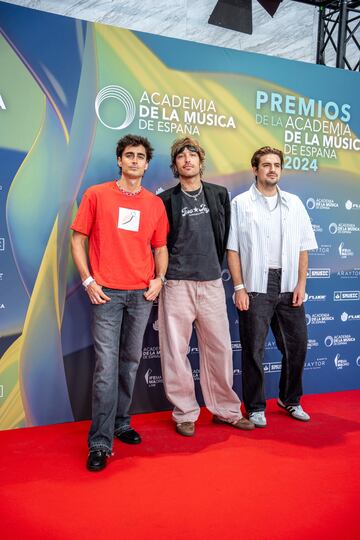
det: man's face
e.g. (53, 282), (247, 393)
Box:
(175, 147), (201, 179)
(253, 153), (282, 189)
(118, 144), (148, 179)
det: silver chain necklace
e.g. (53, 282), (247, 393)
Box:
(181, 183), (203, 201)
(267, 194), (279, 212)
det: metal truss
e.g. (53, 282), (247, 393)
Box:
(315, 1), (360, 70)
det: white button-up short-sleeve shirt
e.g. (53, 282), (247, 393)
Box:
(227, 184), (318, 293)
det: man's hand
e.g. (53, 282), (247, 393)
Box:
(292, 284), (305, 307)
(86, 281), (111, 304)
(235, 289), (249, 311)
(144, 277), (163, 302)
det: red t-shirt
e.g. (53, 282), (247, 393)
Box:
(71, 181), (169, 289)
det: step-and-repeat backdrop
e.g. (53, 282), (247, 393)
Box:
(0, 2), (359, 430)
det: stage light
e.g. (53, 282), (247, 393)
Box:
(208, 0), (283, 35)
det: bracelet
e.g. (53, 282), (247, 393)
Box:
(156, 275), (166, 285)
(82, 276), (95, 289)
(234, 284), (245, 292)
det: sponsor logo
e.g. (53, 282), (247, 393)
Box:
(338, 242), (354, 259)
(0, 273), (3, 280)
(340, 312), (360, 322)
(306, 197), (338, 210)
(0, 385), (3, 398)
(144, 368), (163, 387)
(188, 346), (199, 354)
(324, 334), (355, 347)
(221, 268), (232, 282)
(356, 356), (360, 367)
(306, 313), (334, 325)
(95, 85), (136, 130)
(313, 244), (331, 256)
(337, 269), (360, 279)
(156, 186), (164, 195)
(311, 222), (323, 233)
(0, 95), (6, 110)
(0, 303), (5, 309)
(142, 346), (161, 359)
(192, 368), (200, 381)
(231, 341), (242, 351)
(334, 353), (350, 370)
(304, 292), (327, 302)
(307, 268), (330, 278)
(333, 291), (360, 301)
(329, 222), (360, 234)
(0, 238), (5, 251)
(304, 358), (326, 370)
(95, 86), (237, 135)
(265, 340), (278, 350)
(345, 200), (360, 210)
(152, 320), (159, 332)
(307, 339), (319, 350)
(263, 362), (282, 373)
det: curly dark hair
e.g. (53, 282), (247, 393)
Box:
(116, 134), (154, 161)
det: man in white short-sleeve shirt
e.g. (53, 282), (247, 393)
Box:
(227, 146), (317, 427)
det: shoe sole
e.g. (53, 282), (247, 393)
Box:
(87, 464), (107, 472)
(117, 438), (142, 444)
(213, 416), (255, 430)
(176, 429), (194, 437)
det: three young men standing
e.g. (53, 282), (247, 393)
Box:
(72, 136), (316, 470)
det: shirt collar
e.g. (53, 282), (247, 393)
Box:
(250, 183), (289, 206)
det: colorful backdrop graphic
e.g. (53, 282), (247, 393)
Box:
(0, 2), (359, 430)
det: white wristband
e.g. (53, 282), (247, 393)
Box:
(234, 284), (245, 292)
(82, 276), (95, 289)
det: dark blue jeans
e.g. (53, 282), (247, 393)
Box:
(238, 269), (308, 413)
(88, 288), (153, 453)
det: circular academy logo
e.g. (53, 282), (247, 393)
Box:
(305, 314), (311, 326)
(306, 198), (316, 210)
(95, 85), (136, 130)
(324, 335), (334, 347)
(221, 269), (232, 282)
(356, 356), (360, 367)
(345, 200), (353, 210)
(329, 222), (338, 235)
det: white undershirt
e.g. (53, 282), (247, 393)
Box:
(265, 194), (282, 268)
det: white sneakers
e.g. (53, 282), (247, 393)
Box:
(249, 411), (267, 427)
(277, 399), (311, 422)
(249, 400), (311, 427)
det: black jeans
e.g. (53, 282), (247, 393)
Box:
(238, 269), (308, 412)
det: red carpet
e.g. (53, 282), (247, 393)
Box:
(0, 391), (359, 540)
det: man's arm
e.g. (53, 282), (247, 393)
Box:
(71, 231), (110, 304)
(227, 249), (249, 311)
(144, 245), (168, 301)
(292, 250), (308, 307)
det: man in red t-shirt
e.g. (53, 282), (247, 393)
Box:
(71, 134), (168, 472)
